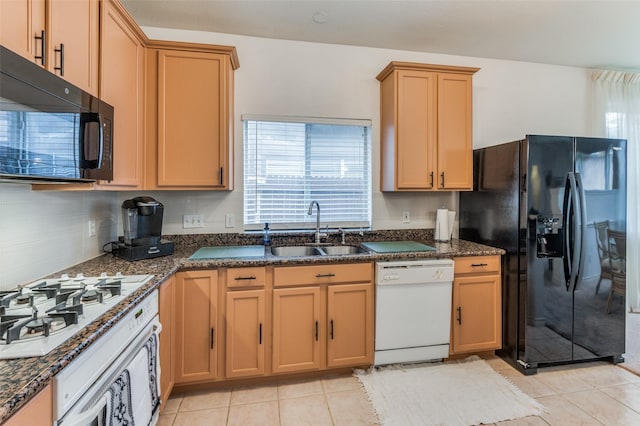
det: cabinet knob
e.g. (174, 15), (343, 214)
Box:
(440, 172), (445, 188)
(456, 306), (462, 325)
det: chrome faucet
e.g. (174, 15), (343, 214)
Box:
(307, 200), (326, 244)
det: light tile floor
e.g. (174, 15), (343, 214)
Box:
(157, 357), (640, 425)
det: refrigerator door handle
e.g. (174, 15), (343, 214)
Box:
(573, 172), (587, 291)
(562, 173), (573, 289)
(568, 172), (581, 291)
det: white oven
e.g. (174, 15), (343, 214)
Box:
(54, 291), (161, 425)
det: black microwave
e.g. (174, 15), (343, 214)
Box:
(0, 46), (113, 183)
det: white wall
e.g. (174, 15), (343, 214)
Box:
(0, 28), (594, 289)
(136, 26), (592, 236)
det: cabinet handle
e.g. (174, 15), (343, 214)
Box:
(210, 328), (215, 349)
(259, 323), (263, 345)
(440, 172), (445, 188)
(234, 276), (256, 281)
(220, 167), (224, 185)
(456, 307), (462, 325)
(429, 171), (434, 187)
(34, 30), (46, 65)
(330, 320), (334, 340)
(315, 321), (319, 341)
(54, 43), (64, 76)
(471, 263), (488, 267)
(315, 273), (336, 278)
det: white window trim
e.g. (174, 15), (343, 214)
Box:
(242, 115), (372, 231)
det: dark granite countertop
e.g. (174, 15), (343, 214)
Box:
(0, 229), (503, 423)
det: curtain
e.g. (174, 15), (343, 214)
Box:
(593, 70), (640, 312)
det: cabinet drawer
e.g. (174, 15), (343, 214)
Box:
(454, 256), (500, 275)
(274, 263), (372, 287)
(226, 267), (266, 288)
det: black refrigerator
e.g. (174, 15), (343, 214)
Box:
(460, 135), (626, 375)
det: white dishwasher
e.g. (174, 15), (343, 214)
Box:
(375, 259), (454, 365)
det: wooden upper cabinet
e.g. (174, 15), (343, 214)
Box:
(0, 0), (98, 95)
(48, 0), (100, 95)
(145, 41), (239, 190)
(437, 73), (474, 190)
(377, 62), (479, 192)
(394, 70), (437, 189)
(98, 0), (146, 188)
(0, 0), (46, 64)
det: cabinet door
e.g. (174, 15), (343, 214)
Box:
(272, 287), (321, 373)
(156, 49), (230, 188)
(327, 283), (374, 367)
(0, 0), (45, 64)
(437, 73), (473, 190)
(451, 274), (501, 354)
(4, 383), (52, 426)
(225, 289), (266, 378)
(175, 270), (218, 383)
(48, 0), (99, 95)
(158, 276), (175, 409)
(98, 0), (144, 188)
(395, 70), (437, 190)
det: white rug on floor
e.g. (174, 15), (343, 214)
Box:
(354, 356), (545, 426)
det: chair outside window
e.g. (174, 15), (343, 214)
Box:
(594, 220), (611, 295)
(606, 229), (626, 314)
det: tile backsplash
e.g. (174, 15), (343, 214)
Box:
(0, 183), (118, 290)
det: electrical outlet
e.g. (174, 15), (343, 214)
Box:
(402, 211), (410, 223)
(183, 214), (204, 229)
(88, 220), (96, 237)
(225, 213), (235, 228)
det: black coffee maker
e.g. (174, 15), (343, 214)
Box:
(114, 196), (174, 261)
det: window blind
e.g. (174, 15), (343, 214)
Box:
(243, 118), (371, 230)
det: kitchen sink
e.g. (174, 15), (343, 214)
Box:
(270, 245), (368, 256)
(271, 246), (323, 256)
(320, 245), (368, 255)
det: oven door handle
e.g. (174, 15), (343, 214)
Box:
(61, 393), (108, 425)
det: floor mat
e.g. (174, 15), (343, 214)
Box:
(354, 356), (545, 426)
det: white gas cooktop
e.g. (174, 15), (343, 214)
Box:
(0, 273), (154, 359)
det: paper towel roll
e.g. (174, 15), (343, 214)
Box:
(435, 208), (449, 242)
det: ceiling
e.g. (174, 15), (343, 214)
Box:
(121, 0), (640, 71)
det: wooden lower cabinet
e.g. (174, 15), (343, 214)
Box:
(4, 383), (52, 426)
(272, 286), (322, 373)
(158, 276), (175, 409)
(327, 283), (374, 367)
(167, 263), (373, 391)
(450, 256), (502, 354)
(175, 270), (218, 383)
(272, 263), (374, 374)
(225, 289), (266, 378)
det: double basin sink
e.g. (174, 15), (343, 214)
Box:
(271, 245), (368, 257)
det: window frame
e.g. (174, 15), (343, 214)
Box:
(242, 114), (372, 231)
